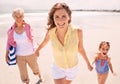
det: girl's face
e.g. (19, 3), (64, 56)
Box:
(100, 44), (109, 55)
(13, 13), (24, 25)
(53, 8), (70, 29)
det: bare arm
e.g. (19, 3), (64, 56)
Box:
(108, 57), (114, 74)
(108, 57), (117, 76)
(35, 31), (50, 56)
(92, 54), (99, 65)
(77, 29), (93, 71)
(5, 31), (10, 63)
(5, 50), (9, 63)
(92, 56), (96, 65)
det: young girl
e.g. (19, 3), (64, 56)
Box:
(93, 41), (116, 84)
(35, 2), (93, 84)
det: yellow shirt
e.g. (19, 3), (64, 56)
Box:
(49, 25), (79, 68)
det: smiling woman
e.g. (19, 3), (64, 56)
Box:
(35, 2), (93, 84)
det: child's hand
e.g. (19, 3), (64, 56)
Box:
(112, 72), (117, 76)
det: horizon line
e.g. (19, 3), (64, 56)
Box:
(0, 9), (120, 14)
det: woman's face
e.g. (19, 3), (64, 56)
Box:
(13, 13), (24, 24)
(53, 8), (70, 29)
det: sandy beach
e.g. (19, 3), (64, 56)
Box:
(0, 11), (120, 84)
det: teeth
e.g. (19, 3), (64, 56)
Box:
(58, 23), (65, 27)
(59, 24), (64, 26)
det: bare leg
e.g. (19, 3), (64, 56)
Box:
(36, 73), (43, 84)
(25, 81), (29, 84)
(54, 78), (72, 84)
(97, 72), (109, 84)
(65, 79), (72, 84)
(54, 78), (65, 84)
(38, 73), (43, 81)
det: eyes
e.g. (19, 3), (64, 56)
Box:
(14, 15), (23, 19)
(101, 48), (109, 51)
(54, 15), (67, 20)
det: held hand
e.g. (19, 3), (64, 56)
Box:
(88, 64), (93, 71)
(34, 50), (40, 57)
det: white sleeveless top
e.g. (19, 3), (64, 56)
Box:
(14, 31), (34, 56)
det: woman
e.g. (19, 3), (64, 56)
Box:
(35, 3), (93, 84)
(5, 8), (42, 84)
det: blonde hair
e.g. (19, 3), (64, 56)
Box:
(12, 8), (24, 17)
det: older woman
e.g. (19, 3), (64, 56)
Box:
(5, 8), (42, 84)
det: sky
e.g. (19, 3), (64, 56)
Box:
(0, 0), (120, 13)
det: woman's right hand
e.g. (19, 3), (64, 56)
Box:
(88, 64), (93, 71)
